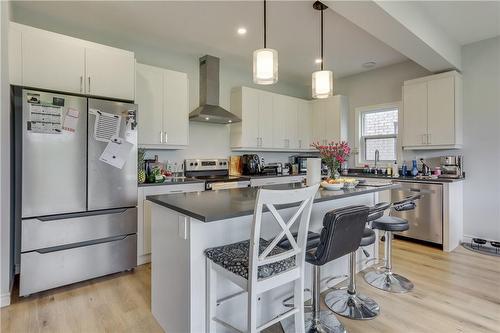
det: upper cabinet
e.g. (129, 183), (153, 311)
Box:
(403, 71), (462, 150)
(230, 86), (347, 152)
(312, 95), (348, 145)
(9, 23), (135, 101)
(136, 63), (189, 148)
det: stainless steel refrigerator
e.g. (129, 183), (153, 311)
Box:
(13, 87), (138, 296)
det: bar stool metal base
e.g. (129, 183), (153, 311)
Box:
(281, 310), (346, 333)
(324, 289), (380, 320)
(364, 268), (414, 293)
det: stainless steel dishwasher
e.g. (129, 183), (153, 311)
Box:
(391, 182), (443, 245)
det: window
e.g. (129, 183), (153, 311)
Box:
(359, 107), (399, 163)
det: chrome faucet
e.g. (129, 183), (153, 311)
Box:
(374, 149), (380, 174)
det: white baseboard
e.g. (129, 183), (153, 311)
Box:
(1, 292), (11, 308)
(137, 253), (151, 266)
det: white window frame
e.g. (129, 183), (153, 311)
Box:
(354, 102), (402, 167)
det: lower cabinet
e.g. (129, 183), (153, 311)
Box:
(250, 175), (306, 187)
(137, 183), (205, 264)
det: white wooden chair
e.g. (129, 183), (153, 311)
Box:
(205, 184), (320, 333)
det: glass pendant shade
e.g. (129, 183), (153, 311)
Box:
(253, 48), (278, 85)
(312, 70), (333, 99)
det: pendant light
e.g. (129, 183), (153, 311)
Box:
(312, 1), (333, 99)
(253, 0), (278, 85)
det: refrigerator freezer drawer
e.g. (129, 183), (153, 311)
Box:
(21, 208), (137, 252)
(20, 234), (136, 296)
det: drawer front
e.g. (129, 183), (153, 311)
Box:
(20, 234), (136, 296)
(22, 208), (137, 252)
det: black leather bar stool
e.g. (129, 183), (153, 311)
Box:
(363, 196), (419, 293)
(323, 203), (388, 320)
(280, 205), (370, 333)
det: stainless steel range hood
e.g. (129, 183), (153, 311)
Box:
(189, 55), (241, 124)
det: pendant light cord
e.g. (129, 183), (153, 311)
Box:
(320, 7), (324, 71)
(264, 0), (267, 48)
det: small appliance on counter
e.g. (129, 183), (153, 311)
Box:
(241, 154), (262, 175)
(229, 155), (242, 176)
(261, 162), (283, 176)
(440, 155), (464, 178)
(290, 155), (316, 174)
(184, 158), (250, 190)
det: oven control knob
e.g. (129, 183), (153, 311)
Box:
(223, 162), (227, 165)
(190, 162), (194, 166)
(219, 162), (223, 166)
(195, 162), (198, 166)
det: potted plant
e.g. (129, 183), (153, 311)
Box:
(311, 141), (351, 179)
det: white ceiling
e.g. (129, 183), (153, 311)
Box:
(11, 1), (409, 85)
(417, 1), (500, 46)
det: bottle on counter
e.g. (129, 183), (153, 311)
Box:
(411, 160), (419, 176)
(401, 161), (408, 177)
(393, 160), (399, 178)
(386, 163), (393, 177)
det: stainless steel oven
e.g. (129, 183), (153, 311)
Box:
(391, 182), (443, 245)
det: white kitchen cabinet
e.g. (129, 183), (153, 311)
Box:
(250, 175), (306, 187)
(85, 46), (135, 100)
(8, 25), (22, 86)
(297, 99), (313, 150)
(403, 71), (462, 149)
(312, 95), (348, 145)
(138, 182), (205, 264)
(21, 27), (85, 94)
(136, 63), (164, 145)
(136, 63), (189, 148)
(163, 70), (189, 146)
(10, 23), (135, 100)
(230, 86), (319, 152)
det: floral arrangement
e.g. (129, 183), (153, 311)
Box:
(311, 141), (351, 179)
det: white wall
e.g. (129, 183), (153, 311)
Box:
(0, 1), (12, 307)
(461, 36), (500, 241)
(334, 60), (432, 165)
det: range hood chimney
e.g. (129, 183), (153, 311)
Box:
(189, 55), (241, 124)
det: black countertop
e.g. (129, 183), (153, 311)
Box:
(346, 173), (465, 183)
(147, 183), (399, 222)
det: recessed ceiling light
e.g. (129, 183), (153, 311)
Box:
(205, 117), (210, 120)
(237, 27), (247, 35)
(228, 120), (232, 123)
(362, 61), (377, 69)
(315, 58), (322, 64)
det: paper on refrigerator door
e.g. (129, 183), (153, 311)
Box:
(29, 103), (63, 134)
(89, 108), (121, 142)
(99, 136), (133, 169)
(62, 108), (80, 132)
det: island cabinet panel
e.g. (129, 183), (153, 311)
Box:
(136, 63), (189, 148)
(11, 22), (136, 100)
(137, 182), (204, 264)
(403, 70), (462, 150)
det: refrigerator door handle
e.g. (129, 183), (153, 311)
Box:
(37, 208), (130, 222)
(160, 131), (163, 143)
(80, 76), (83, 93)
(88, 76), (91, 93)
(34, 234), (131, 254)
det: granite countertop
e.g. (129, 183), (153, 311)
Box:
(138, 178), (205, 187)
(347, 173), (465, 183)
(147, 182), (399, 222)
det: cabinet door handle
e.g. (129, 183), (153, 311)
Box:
(257, 137), (260, 147)
(80, 76), (83, 93)
(260, 137), (263, 147)
(160, 131), (163, 143)
(168, 190), (184, 193)
(422, 134), (426, 144)
(88, 76), (91, 93)
(164, 132), (168, 143)
(427, 134), (431, 144)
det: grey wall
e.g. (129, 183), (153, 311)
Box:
(1, 1), (12, 307)
(461, 36), (500, 241)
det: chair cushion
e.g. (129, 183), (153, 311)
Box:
(371, 216), (409, 232)
(277, 231), (321, 251)
(360, 228), (376, 247)
(205, 238), (296, 280)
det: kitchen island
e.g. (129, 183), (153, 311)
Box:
(147, 183), (397, 333)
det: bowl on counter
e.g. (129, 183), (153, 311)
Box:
(343, 179), (360, 189)
(320, 181), (344, 191)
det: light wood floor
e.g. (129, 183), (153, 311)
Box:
(1, 240), (499, 333)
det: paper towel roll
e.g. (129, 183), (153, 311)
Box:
(306, 158), (322, 186)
